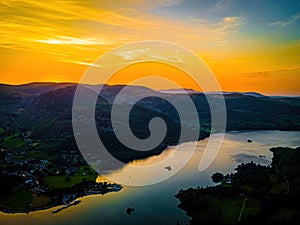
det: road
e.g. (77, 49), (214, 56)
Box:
(238, 197), (248, 222)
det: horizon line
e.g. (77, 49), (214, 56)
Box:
(0, 81), (299, 97)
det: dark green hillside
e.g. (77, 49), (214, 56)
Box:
(176, 147), (300, 225)
(225, 95), (300, 130)
(0, 83), (299, 165)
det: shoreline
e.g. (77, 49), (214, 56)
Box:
(0, 183), (122, 214)
(1, 130), (299, 215)
(175, 146), (300, 225)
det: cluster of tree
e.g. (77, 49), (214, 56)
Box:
(176, 147), (300, 225)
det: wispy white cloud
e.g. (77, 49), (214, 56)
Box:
(211, 0), (232, 13)
(156, 0), (184, 7)
(0, 1), (260, 70)
(210, 16), (244, 49)
(269, 13), (300, 29)
(115, 48), (190, 64)
(61, 59), (102, 67)
(115, 48), (150, 60)
(223, 16), (242, 24)
(36, 36), (111, 46)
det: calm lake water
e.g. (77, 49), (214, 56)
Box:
(0, 130), (299, 225)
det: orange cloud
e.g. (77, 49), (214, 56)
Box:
(0, 0), (299, 95)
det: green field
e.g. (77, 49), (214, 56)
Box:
(32, 194), (51, 208)
(43, 170), (97, 189)
(3, 136), (25, 149)
(195, 196), (260, 224)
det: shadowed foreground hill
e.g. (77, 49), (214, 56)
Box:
(176, 147), (300, 225)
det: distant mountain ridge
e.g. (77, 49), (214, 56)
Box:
(0, 82), (299, 166)
(1, 82), (298, 98)
(160, 89), (265, 97)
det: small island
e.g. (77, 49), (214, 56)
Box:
(176, 147), (300, 225)
(126, 207), (134, 215)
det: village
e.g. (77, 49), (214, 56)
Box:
(0, 127), (122, 213)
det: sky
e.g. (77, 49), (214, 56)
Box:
(0, 0), (300, 95)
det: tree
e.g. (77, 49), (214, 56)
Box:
(211, 172), (224, 183)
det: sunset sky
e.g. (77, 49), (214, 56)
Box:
(0, 0), (300, 95)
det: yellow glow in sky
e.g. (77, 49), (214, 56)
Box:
(0, 0), (299, 95)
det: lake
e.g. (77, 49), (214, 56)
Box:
(0, 130), (299, 225)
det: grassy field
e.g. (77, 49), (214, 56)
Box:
(239, 198), (260, 221)
(43, 168), (97, 189)
(3, 136), (25, 149)
(32, 194), (51, 208)
(193, 196), (260, 224)
(28, 150), (55, 161)
(271, 208), (299, 221)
